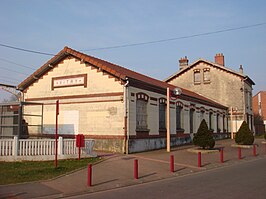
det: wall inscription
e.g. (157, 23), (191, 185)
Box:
(52, 74), (87, 90)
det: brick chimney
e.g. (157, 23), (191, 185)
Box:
(179, 56), (189, 70)
(215, 53), (224, 66)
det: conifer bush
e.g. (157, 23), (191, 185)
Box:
(193, 119), (215, 149)
(235, 121), (254, 145)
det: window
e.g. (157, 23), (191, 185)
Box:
(200, 107), (205, 122)
(136, 93), (149, 131)
(223, 115), (226, 132)
(250, 115), (253, 131)
(189, 108), (195, 134)
(216, 113), (220, 132)
(159, 98), (166, 130)
(176, 102), (183, 130)
(194, 69), (201, 84)
(209, 112), (213, 130)
(203, 68), (210, 83)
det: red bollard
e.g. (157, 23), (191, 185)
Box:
(170, 155), (174, 172)
(88, 164), (92, 187)
(134, 159), (138, 179)
(253, 145), (257, 157)
(220, 148), (224, 163)
(198, 152), (201, 168)
(238, 147), (242, 160)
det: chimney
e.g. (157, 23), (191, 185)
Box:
(179, 56), (189, 70)
(215, 53), (224, 66)
(239, 65), (243, 74)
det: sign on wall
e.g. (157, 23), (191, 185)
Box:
(52, 74), (87, 90)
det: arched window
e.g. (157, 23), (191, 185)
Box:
(209, 111), (213, 131)
(176, 102), (183, 130)
(223, 115), (226, 132)
(159, 98), (166, 130)
(200, 107), (205, 122)
(136, 93), (149, 131)
(217, 113), (220, 133)
(189, 107), (195, 134)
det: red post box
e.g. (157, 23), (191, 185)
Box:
(76, 134), (85, 160)
(76, 134), (85, 147)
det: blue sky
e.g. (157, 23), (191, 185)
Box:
(0, 0), (265, 102)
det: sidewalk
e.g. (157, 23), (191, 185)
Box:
(1, 139), (265, 199)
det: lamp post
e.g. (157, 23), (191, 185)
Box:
(167, 88), (171, 152)
(167, 87), (182, 152)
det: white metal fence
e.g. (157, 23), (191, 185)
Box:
(0, 137), (96, 161)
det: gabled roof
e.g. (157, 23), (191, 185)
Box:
(18, 46), (227, 110)
(164, 58), (255, 86)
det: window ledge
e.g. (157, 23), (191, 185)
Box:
(176, 128), (185, 133)
(136, 129), (150, 133)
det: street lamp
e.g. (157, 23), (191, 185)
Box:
(167, 87), (182, 152)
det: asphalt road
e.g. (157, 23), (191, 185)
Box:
(66, 157), (266, 199)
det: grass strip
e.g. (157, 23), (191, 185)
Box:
(0, 157), (99, 185)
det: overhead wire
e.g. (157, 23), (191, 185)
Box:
(82, 22), (266, 51)
(0, 22), (265, 55)
(0, 75), (21, 82)
(0, 66), (29, 75)
(0, 78), (18, 84)
(0, 43), (55, 56)
(0, 58), (35, 70)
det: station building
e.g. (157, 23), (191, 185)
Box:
(18, 47), (228, 153)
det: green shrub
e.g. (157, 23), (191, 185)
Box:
(235, 121), (254, 145)
(193, 119), (215, 149)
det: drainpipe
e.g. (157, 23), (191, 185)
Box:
(123, 78), (129, 154)
(242, 77), (247, 123)
(243, 81), (245, 123)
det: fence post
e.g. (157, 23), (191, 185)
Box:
(13, 136), (18, 157)
(58, 137), (63, 155)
